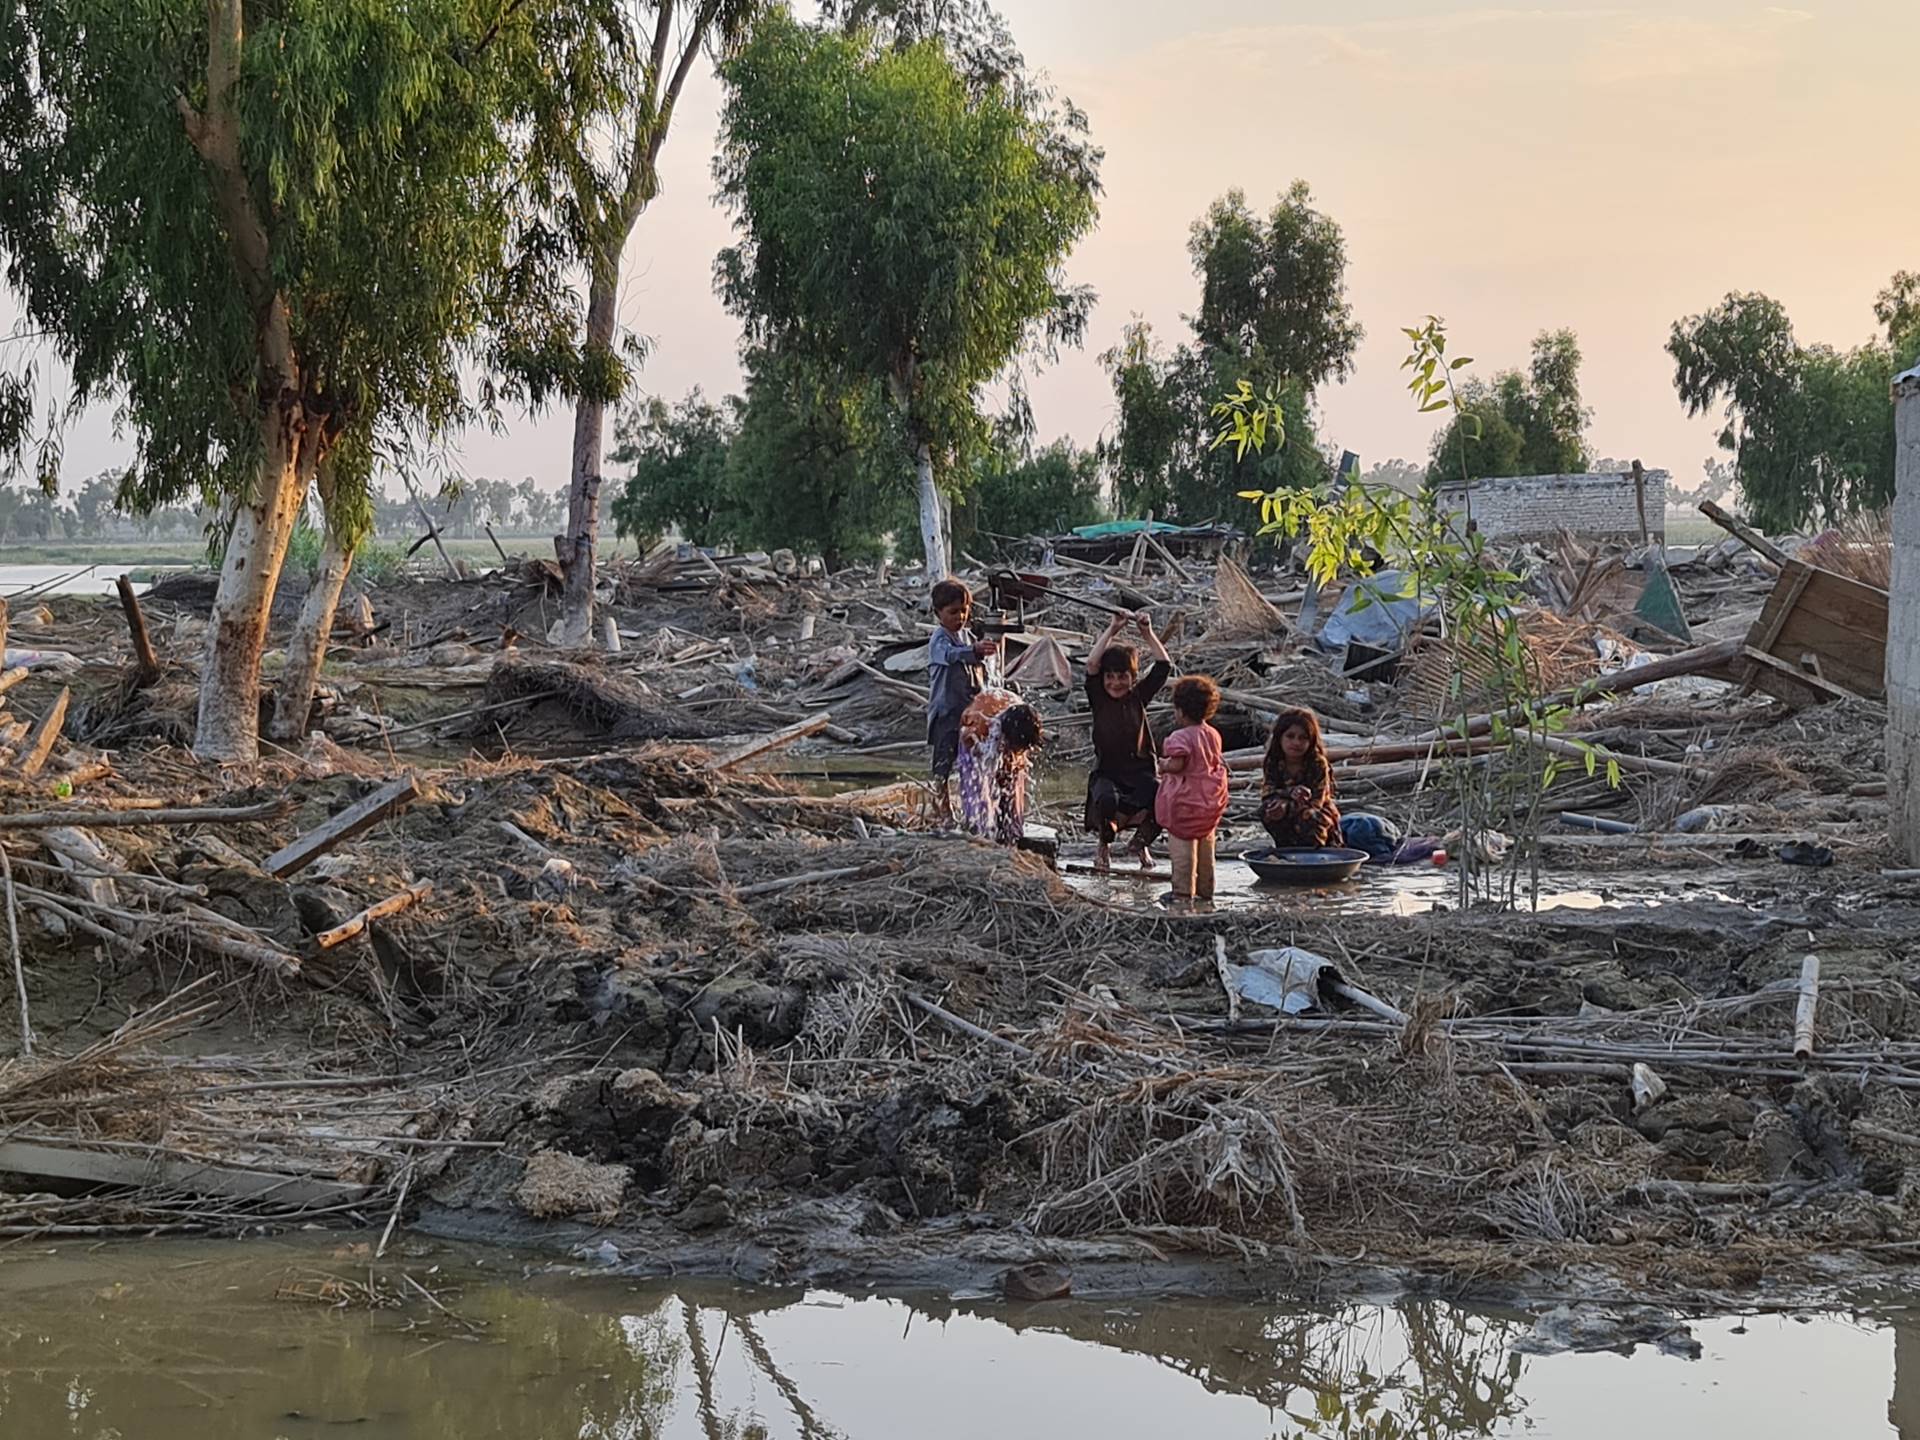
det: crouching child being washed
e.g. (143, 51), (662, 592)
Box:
(1154, 675), (1231, 909)
(926, 578), (998, 823)
(956, 690), (1044, 847)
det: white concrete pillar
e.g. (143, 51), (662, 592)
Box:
(1890, 366), (1920, 863)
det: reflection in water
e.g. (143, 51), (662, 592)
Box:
(0, 1238), (1910, 1439)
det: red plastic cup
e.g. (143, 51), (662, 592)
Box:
(1431, 848), (1449, 867)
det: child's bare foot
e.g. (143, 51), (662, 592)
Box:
(1093, 844), (1111, 875)
(1133, 845), (1157, 873)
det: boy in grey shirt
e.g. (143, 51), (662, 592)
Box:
(927, 578), (997, 821)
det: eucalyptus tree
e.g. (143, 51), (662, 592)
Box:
(550, 0), (762, 649)
(0, 0), (604, 758)
(1667, 290), (1899, 530)
(714, 11), (1099, 578)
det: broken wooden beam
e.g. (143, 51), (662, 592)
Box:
(262, 775), (421, 879)
(115, 574), (161, 686)
(12, 686), (69, 778)
(709, 713), (833, 771)
(0, 1139), (369, 1209)
(0, 666), (26, 699)
(1699, 500), (1790, 568)
(0, 800), (290, 831)
(315, 882), (433, 950)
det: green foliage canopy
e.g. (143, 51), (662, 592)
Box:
(712, 11), (1100, 495)
(957, 438), (1107, 543)
(1101, 183), (1358, 525)
(1426, 329), (1591, 484)
(1667, 288), (1902, 531)
(0, 0), (594, 539)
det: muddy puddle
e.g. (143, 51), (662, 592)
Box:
(1058, 840), (1743, 918)
(775, 762), (1756, 919)
(1, 1236), (1917, 1438)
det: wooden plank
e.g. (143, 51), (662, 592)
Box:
(1699, 500), (1790, 567)
(0, 1139), (370, 1209)
(1769, 612), (1884, 693)
(1742, 646), (1863, 703)
(709, 713), (832, 771)
(1746, 562), (1814, 655)
(12, 686), (69, 778)
(1741, 560), (1888, 701)
(263, 775), (421, 878)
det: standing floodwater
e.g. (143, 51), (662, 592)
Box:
(1, 1237), (1916, 1439)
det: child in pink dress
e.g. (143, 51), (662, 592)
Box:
(1154, 676), (1231, 908)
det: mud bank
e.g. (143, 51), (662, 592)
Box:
(1, 558), (1913, 1315)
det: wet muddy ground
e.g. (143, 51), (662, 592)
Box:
(2, 1234), (1918, 1439)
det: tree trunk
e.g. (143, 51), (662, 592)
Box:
(556, 257), (620, 647)
(193, 414), (309, 763)
(268, 524), (354, 743)
(915, 437), (950, 580)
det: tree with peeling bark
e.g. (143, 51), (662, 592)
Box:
(713, 11), (1099, 581)
(0, 0), (604, 759)
(548, 0), (764, 650)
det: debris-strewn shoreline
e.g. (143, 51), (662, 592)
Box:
(1, 527), (1913, 1310)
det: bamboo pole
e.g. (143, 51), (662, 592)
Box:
(1793, 953), (1821, 1062)
(1, 844), (31, 1057)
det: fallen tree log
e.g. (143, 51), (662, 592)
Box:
(0, 800), (290, 831)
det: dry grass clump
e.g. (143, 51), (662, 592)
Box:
(515, 1149), (631, 1221)
(1695, 745), (1809, 805)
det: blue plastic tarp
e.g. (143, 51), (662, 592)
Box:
(1317, 570), (1434, 651)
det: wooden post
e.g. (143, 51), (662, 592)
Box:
(1631, 459), (1650, 548)
(400, 473), (461, 581)
(115, 575), (161, 687)
(484, 523), (509, 565)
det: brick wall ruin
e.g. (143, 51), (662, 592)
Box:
(1435, 469), (1669, 543)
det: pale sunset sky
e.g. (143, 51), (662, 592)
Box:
(17, 0), (1920, 496)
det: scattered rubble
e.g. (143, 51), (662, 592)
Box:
(0, 507), (1911, 1308)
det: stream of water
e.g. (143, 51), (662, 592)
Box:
(0, 1236), (1913, 1439)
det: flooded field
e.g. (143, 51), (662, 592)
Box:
(0, 1236), (1914, 1439)
(0, 563), (156, 598)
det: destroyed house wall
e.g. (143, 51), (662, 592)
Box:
(1435, 470), (1669, 543)
(1890, 368), (1920, 863)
